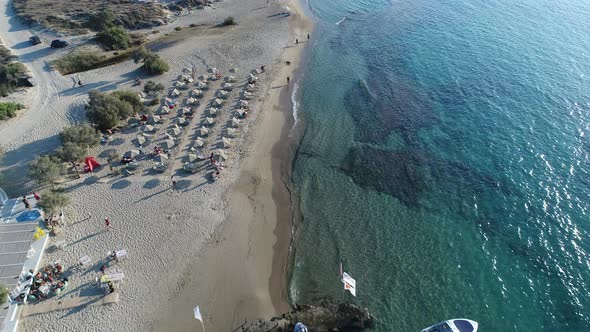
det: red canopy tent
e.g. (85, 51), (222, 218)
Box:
(84, 156), (101, 172)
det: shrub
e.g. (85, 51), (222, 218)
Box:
(223, 16), (235, 26)
(143, 54), (169, 75)
(0, 285), (7, 305)
(85, 90), (133, 130)
(0, 102), (24, 120)
(36, 191), (70, 215)
(29, 155), (62, 187)
(53, 52), (106, 75)
(132, 46), (150, 64)
(97, 25), (131, 50)
(56, 142), (86, 177)
(112, 90), (143, 114)
(87, 10), (115, 31)
(174, 26), (182, 31)
(0, 62), (28, 97)
(143, 80), (164, 94)
(59, 124), (101, 148)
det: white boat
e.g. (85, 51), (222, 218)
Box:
(421, 319), (478, 332)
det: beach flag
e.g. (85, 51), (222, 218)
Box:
(341, 272), (357, 297)
(193, 306), (203, 321)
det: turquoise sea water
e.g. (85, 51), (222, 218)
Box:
(289, 0), (590, 330)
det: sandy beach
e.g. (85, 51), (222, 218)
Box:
(0, 0), (312, 330)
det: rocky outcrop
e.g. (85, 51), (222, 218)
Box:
(235, 302), (374, 332)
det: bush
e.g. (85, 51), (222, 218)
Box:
(97, 25), (131, 50)
(189, 23), (197, 28)
(143, 80), (165, 94)
(143, 54), (169, 75)
(53, 51), (106, 75)
(0, 102), (24, 120)
(59, 124), (101, 148)
(87, 10), (115, 31)
(174, 26), (182, 31)
(0, 62), (28, 97)
(132, 46), (150, 64)
(56, 142), (86, 177)
(223, 16), (235, 26)
(0, 285), (7, 305)
(85, 90), (133, 130)
(112, 90), (143, 114)
(36, 191), (70, 215)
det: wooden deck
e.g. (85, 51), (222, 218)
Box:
(20, 292), (119, 317)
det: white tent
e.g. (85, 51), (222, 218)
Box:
(222, 137), (232, 148)
(195, 81), (207, 89)
(227, 127), (236, 137)
(170, 89), (180, 97)
(161, 139), (175, 149)
(221, 83), (233, 91)
(140, 124), (156, 132)
(213, 98), (224, 107)
(198, 127), (209, 136)
(231, 117), (240, 128)
(205, 117), (215, 125)
(192, 89), (203, 97)
(209, 107), (218, 116)
(224, 76), (236, 83)
(217, 90), (228, 99)
(238, 100), (249, 107)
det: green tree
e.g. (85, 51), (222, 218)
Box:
(97, 25), (131, 50)
(59, 124), (101, 149)
(85, 90), (133, 130)
(132, 46), (150, 64)
(56, 142), (86, 178)
(112, 90), (142, 114)
(29, 155), (62, 187)
(36, 191), (70, 215)
(143, 54), (169, 75)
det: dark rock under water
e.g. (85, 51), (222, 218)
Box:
(235, 302), (374, 332)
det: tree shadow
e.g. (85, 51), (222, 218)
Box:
(111, 179), (131, 189)
(98, 149), (117, 158)
(108, 138), (125, 146)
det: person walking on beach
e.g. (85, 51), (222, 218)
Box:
(33, 192), (40, 201)
(171, 175), (177, 189)
(295, 38), (299, 44)
(287, 76), (290, 85)
(307, 33), (310, 40)
(104, 217), (112, 231)
(22, 196), (30, 210)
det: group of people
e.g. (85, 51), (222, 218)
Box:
(22, 192), (40, 210)
(209, 153), (225, 179)
(14, 263), (69, 303)
(43, 211), (64, 229)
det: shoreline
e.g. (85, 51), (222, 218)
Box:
(152, 0), (314, 330)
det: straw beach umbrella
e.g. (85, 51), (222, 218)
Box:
(208, 67), (218, 74)
(229, 67), (238, 73)
(154, 154), (169, 163)
(193, 139), (205, 148)
(135, 136), (147, 146)
(181, 107), (192, 115)
(213, 99), (224, 107)
(140, 124), (156, 132)
(170, 89), (180, 97)
(198, 127), (209, 136)
(209, 107), (218, 116)
(246, 84), (255, 92)
(238, 100), (249, 108)
(231, 117), (240, 128)
(241, 91), (253, 99)
(125, 150), (140, 158)
(168, 126), (181, 136)
(176, 118), (188, 126)
(188, 153), (198, 163)
(221, 83), (233, 91)
(224, 76), (236, 83)
(216, 90), (228, 99)
(148, 115), (162, 124)
(214, 150), (228, 162)
(161, 139), (175, 149)
(205, 117), (215, 125)
(192, 89), (203, 97)
(236, 109), (246, 117)
(187, 97), (197, 105)
(195, 81), (207, 89)
(252, 68), (262, 75)
(227, 128), (236, 137)
(222, 137), (232, 148)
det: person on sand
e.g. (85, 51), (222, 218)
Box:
(33, 192), (40, 201)
(296, 38), (299, 44)
(307, 33), (310, 40)
(261, 65), (265, 73)
(171, 175), (177, 189)
(287, 76), (290, 85)
(22, 196), (30, 210)
(104, 217), (112, 231)
(78, 80), (83, 87)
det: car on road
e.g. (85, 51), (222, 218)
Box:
(29, 35), (41, 45)
(50, 39), (68, 48)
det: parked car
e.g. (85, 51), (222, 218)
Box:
(50, 39), (68, 48)
(29, 35), (41, 45)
